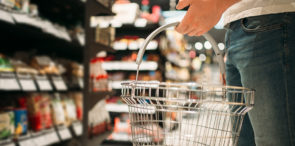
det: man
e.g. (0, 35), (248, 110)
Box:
(175, 0), (295, 145)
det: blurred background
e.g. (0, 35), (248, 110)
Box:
(0, 0), (226, 145)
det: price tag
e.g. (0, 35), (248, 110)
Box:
(36, 79), (52, 91)
(19, 79), (37, 91)
(11, 13), (43, 29)
(19, 139), (35, 146)
(58, 128), (72, 140)
(52, 79), (67, 91)
(33, 135), (46, 146)
(44, 131), (59, 145)
(0, 78), (20, 90)
(0, 9), (14, 23)
(73, 122), (83, 136)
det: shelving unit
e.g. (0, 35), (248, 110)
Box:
(82, 0), (115, 146)
(1, 1), (87, 146)
(0, 8), (83, 61)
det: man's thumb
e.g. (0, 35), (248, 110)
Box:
(176, 0), (190, 10)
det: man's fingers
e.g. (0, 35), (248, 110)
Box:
(176, 0), (190, 10)
(175, 23), (188, 34)
(188, 29), (201, 36)
(196, 29), (208, 36)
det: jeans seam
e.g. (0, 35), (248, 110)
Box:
(240, 18), (284, 33)
(282, 23), (294, 146)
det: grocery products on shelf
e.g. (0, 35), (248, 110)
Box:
(0, 110), (14, 140)
(90, 55), (111, 92)
(0, 53), (84, 91)
(88, 99), (111, 136)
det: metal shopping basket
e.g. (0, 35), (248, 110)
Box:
(121, 22), (255, 146)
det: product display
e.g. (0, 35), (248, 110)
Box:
(51, 94), (66, 126)
(0, 54), (13, 72)
(31, 56), (60, 75)
(0, 0), (230, 145)
(96, 27), (115, 47)
(90, 56), (111, 92)
(70, 92), (83, 121)
(0, 110), (14, 139)
(14, 108), (28, 136)
(62, 96), (77, 126)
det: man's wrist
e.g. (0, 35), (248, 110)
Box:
(219, 0), (240, 13)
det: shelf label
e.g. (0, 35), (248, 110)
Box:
(19, 139), (35, 146)
(0, 72), (20, 90)
(58, 127), (72, 140)
(73, 122), (83, 136)
(35, 75), (52, 91)
(17, 74), (37, 91)
(36, 79), (52, 91)
(32, 135), (46, 146)
(19, 79), (37, 91)
(44, 131), (59, 145)
(0, 9), (14, 24)
(11, 13), (43, 29)
(52, 76), (67, 91)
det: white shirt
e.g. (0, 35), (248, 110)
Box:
(223, 0), (295, 25)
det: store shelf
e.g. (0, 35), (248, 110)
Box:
(109, 81), (123, 89)
(106, 103), (156, 114)
(106, 103), (129, 113)
(16, 128), (62, 146)
(0, 72), (83, 92)
(30, 0), (85, 28)
(102, 61), (158, 71)
(0, 138), (14, 146)
(0, 9), (83, 62)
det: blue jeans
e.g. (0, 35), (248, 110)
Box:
(225, 13), (295, 146)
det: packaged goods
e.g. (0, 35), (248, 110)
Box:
(25, 94), (53, 131)
(14, 108), (28, 135)
(31, 56), (60, 75)
(95, 27), (115, 46)
(26, 95), (42, 131)
(0, 0), (15, 8)
(39, 94), (53, 129)
(62, 97), (77, 126)
(0, 54), (14, 72)
(51, 94), (66, 125)
(10, 59), (38, 74)
(71, 92), (83, 121)
(0, 111), (14, 139)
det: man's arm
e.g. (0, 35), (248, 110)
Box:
(175, 0), (239, 36)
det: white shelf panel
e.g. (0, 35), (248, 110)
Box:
(102, 61), (158, 71)
(106, 103), (155, 114)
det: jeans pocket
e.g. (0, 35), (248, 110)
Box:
(240, 16), (283, 32)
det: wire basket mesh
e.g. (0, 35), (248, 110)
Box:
(121, 22), (255, 146)
(121, 81), (254, 146)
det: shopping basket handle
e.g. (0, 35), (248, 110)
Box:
(136, 22), (225, 75)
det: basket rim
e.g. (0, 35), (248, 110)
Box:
(120, 80), (255, 92)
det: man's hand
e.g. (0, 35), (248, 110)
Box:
(175, 0), (239, 36)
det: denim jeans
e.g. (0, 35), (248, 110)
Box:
(225, 13), (295, 146)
